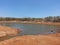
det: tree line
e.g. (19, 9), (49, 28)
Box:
(0, 16), (60, 22)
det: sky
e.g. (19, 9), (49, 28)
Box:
(0, 0), (60, 18)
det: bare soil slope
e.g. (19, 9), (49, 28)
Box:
(0, 33), (60, 45)
(0, 26), (20, 37)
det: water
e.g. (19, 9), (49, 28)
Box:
(0, 23), (60, 35)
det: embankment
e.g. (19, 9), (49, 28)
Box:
(0, 33), (60, 45)
(0, 26), (21, 37)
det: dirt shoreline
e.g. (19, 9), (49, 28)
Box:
(0, 26), (60, 45)
(0, 33), (60, 45)
(0, 26), (21, 37)
(0, 21), (60, 26)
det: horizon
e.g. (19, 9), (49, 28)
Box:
(0, 0), (60, 18)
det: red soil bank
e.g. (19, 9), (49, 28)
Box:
(0, 33), (60, 45)
(0, 26), (21, 37)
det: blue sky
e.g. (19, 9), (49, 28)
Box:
(0, 0), (60, 18)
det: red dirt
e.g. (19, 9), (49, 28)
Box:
(0, 33), (60, 45)
(0, 26), (21, 37)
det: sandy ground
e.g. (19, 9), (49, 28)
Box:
(0, 33), (60, 45)
(0, 26), (21, 37)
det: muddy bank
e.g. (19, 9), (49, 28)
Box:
(0, 26), (21, 37)
(0, 33), (60, 45)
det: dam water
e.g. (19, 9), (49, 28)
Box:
(0, 23), (60, 35)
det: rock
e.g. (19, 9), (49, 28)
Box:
(0, 26), (21, 37)
(0, 33), (60, 45)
